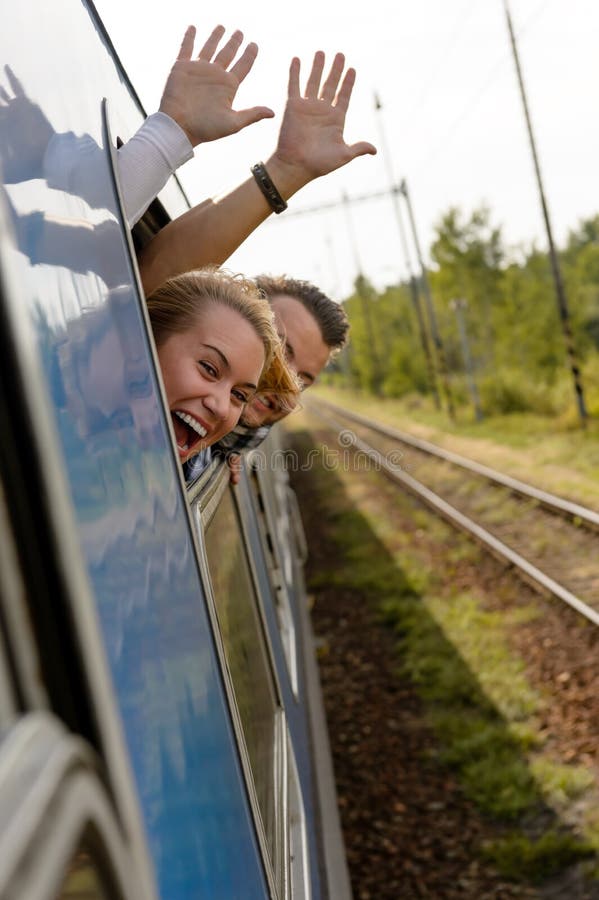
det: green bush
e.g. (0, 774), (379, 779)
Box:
(478, 370), (558, 415)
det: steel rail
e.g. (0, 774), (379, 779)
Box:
(312, 399), (599, 532)
(308, 404), (599, 629)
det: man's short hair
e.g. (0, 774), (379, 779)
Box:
(256, 274), (349, 355)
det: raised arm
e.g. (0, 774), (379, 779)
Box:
(138, 51), (377, 295)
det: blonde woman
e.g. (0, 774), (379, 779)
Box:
(146, 267), (299, 477)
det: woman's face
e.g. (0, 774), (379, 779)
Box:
(157, 303), (265, 462)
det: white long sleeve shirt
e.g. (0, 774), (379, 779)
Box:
(44, 112), (193, 226)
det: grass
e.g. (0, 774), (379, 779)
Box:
(379, 590), (544, 820)
(482, 831), (595, 882)
(311, 382), (599, 506)
(530, 758), (596, 806)
(289, 420), (599, 884)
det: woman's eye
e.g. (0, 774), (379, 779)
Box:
(199, 360), (218, 378)
(232, 389), (248, 405)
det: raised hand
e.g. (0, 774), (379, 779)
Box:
(158, 24), (274, 147)
(0, 66), (54, 182)
(269, 51), (377, 188)
(138, 48), (377, 295)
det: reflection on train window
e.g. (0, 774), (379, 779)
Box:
(203, 487), (286, 896)
(56, 842), (112, 899)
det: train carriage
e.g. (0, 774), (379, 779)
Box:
(0, 1), (349, 896)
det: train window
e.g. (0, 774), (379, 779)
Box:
(199, 474), (288, 898)
(248, 465), (299, 697)
(253, 461), (297, 595)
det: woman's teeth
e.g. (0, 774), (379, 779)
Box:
(174, 411), (208, 449)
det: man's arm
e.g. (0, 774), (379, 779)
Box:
(139, 51), (377, 295)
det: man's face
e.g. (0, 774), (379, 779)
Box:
(241, 294), (331, 428)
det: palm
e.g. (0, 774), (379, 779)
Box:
(159, 25), (273, 147)
(275, 53), (376, 180)
(161, 61), (241, 142)
(277, 95), (354, 177)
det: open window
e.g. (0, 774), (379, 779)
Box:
(247, 460), (300, 697)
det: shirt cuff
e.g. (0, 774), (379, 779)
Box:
(118, 111), (194, 227)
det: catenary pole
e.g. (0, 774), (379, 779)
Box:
(450, 298), (483, 422)
(373, 93), (440, 409)
(400, 178), (456, 420)
(503, 0), (588, 425)
(342, 192), (381, 392)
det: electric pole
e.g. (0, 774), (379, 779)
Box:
(374, 93), (440, 409)
(400, 178), (456, 420)
(503, 0), (588, 425)
(450, 298), (483, 422)
(342, 192), (381, 393)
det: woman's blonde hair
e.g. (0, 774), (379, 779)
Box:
(146, 267), (300, 406)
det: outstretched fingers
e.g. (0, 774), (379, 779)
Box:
(213, 29), (244, 69)
(304, 51), (325, 99)
(334, 66), (357, 114)
(234, 105), (275, 130)
(229, 42), (259, 84)
(347, 139), (378, 160)
(196, 24), (227, 61)
(320, 52), (345, 103)
(5, 66), (24, 98)
(177, 25), (196, 60)
(288, 57), (301, 99)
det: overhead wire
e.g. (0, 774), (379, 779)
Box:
(413, 0), (555, 171)
(404, 0), (479, 128)
(263, 1), (555, 223)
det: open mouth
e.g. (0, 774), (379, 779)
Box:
(171, 410), (208, 459)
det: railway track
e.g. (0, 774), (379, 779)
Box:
(308, 398), (599, 627)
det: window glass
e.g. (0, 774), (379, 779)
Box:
(0, 15), (268, 897)
(254, 466), (295, 593)
(203, 488), (284, 895)
(249, 468), (298, 695)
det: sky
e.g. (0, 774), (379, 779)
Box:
(94, 0), (599, 300)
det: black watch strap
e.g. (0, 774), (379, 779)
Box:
(251, 162), (288, 214)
